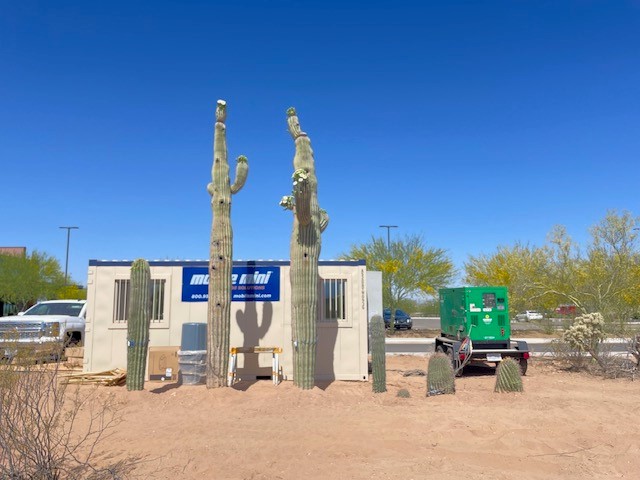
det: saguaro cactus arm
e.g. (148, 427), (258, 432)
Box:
(230, 155), (249, 194)
(291, 168), (311, 225)
(319, 208), (329, 233)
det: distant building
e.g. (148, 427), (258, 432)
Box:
(0, 246), (26, 257)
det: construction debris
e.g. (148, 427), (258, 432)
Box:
(61, 368), (127, 386)
(402, 369), (426, 377)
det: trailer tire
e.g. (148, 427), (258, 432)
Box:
(519, 358), (528, 376)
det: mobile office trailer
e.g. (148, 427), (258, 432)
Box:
(84, 259), (379, 382)
(435, 286), (529, 375)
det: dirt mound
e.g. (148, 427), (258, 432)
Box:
(75, 356), (640, 479)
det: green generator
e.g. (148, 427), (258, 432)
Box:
(436, 286), (529, 375)
(439, 286), (510, 345)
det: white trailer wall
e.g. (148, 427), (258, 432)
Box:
(85, 260), (377, 382)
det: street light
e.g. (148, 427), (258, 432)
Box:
(59, 226), (79, 285)
(379, 225), (398, 249)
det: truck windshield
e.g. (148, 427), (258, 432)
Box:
(25, 303), (83, 316)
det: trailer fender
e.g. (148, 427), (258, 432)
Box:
(515, 340), (529, 354)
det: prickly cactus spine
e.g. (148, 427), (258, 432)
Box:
(126, 259), (152, 391)
(427, 353), (456, 396)
(370, 314), (386, 393)
(494, 357), (523, 393)
(206, 100), (249, 389)
(280, 107), (329, 390)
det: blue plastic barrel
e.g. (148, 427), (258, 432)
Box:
(181, 322), (207, 351)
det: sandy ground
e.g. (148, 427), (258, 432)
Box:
(74, 356), (640, 480)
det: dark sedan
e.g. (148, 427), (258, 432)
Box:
(383, 308), (412, 330)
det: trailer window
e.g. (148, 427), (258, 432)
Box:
(113, 278), (166, 324)
(322, 278), (347, 322)
(482, 293), (496, 308)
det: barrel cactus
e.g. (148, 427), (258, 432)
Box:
(279, 107), (329, 390)
(126, 259), (152, 391)
(426, 353), (456, 396)
(206, 100), (249, 388)
(370, 314), (386, 393)
(397, 388), (410, 398)
(494, 357), (524, 393)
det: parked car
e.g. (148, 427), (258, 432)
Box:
(515, 310), (544, 322)
(383, 308), (412, 329)
(0, 299), (86, 361)
(555, 304), (578, 316)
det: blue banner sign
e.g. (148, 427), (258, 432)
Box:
(182, 266), (280, 302)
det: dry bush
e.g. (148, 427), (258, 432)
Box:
(550, 337), (638, 379)
(0, 346), (137, 479)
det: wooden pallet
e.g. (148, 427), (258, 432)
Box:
(61, 368), (127, 386)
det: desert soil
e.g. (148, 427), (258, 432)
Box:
(75, 356), (640, 480)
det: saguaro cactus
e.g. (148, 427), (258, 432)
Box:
(126, 259), (152, 391)
(426, 353), (456, 396)
(206, 100), (249, 388)
(370, 314), (386, 393)
(494, 357), (524, 393)
(279, 107), (329, 390)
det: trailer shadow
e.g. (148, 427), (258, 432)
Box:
(460, 363), (498, 377)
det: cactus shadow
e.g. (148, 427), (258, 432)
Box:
(148, 378), (183, 394)
(235, 300), (273, 377)
(314, 320), (339, 388)
(230, 379), (259, 392)
(460, 364), (498, 377)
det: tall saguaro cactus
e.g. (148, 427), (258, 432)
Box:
(279, 107), (329, 390)
(370, 315), (387, 393)
(206, 100), (249, 388)
(126, 258), (152, 391)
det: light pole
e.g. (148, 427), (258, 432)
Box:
(59, 226), (79, 285)
(379, 225), (398, 329)
(379, 225), (398, 249)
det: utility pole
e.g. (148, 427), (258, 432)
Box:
(379, 225), (398, 249)
(379, 225), (398, 330)
(59, 226), (79, 285)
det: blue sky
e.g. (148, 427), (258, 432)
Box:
(2, 0), (639, 286)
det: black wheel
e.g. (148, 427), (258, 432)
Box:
(519, 358), (528, 376)
(435, 345), (446, 354)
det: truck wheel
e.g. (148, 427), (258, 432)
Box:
(519, 358), (528, 376)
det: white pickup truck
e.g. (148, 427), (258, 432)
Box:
(0, 299), (86, 360)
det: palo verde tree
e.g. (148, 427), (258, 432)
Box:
(465, 210), (640, 322)
(463, 242), (551, 315)
(340, 234), (455, 327)
(206, 100), (249, 388)
(0, 251), (67, 311)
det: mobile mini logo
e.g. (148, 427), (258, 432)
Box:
(189, 271), (273, 286)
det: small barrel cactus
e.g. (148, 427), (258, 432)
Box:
(126, 259), (152, 391)
(397, 388), (410, 398)
(494, 357), (524, 393)
(370, 314), (386, 393)
(427, 353), (456, 396)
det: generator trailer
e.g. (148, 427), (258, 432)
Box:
(435, 286), (530, 375)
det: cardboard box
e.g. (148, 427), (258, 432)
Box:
(64, 346), (84, 368)
(148, 346), (180, 381)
